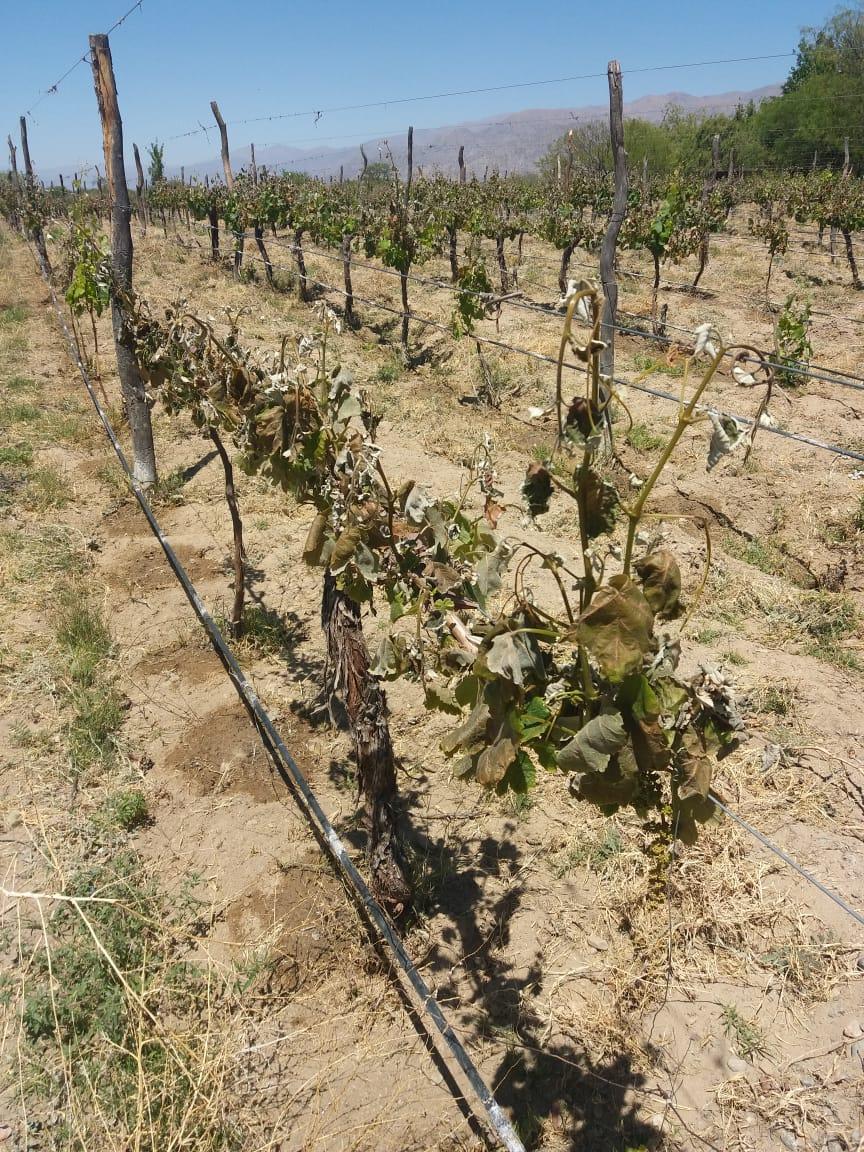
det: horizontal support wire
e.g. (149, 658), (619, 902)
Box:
(175, 237), (864, 462)
(24, 236), (527, 1152)
(178, 220), (864, 392)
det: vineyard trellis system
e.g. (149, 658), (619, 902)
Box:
(5, 23), (864, 1151)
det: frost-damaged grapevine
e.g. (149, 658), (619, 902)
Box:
(121, 277), (776, 848)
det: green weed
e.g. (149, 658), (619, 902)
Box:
(100, 789), (150, 831)
(626, 422), (666, 452)
(720, 1003), (769, 1060)
(24, 465), (72, 510)
(4, 374), (40, 393)
(0, 303), (27, 326)
(631, 352), (685, 378)
(55, 585), (124, 774)
(0, 441), (33, 467)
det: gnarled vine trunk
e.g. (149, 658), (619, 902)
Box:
(558, 239), (576, 294)
(294, 227), (308, 301)
(495, 234), (509, 294)
(208, 208), (219, 262)
(447, 224), (459, 282)
(842, 229), (861, 290)
(342, 233), (354, 322)
(253, 222), (273, 285)
(321, 571), (411, 913)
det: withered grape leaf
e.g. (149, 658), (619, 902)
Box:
(577, 575), (655, 681)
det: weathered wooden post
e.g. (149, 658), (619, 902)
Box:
(89, 33), (157, 486)
(598, 61), (627, 386)
(399, 125), (413, 358)
(132, 142), (148, 235)
(6, 136), (20, 231)
(19, 117), (51, 273)
(458, 144), (466, 184)
(211, 100), (244, 277)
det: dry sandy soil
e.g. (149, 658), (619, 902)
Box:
(1, 208), (864, 1152)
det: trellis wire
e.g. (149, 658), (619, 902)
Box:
(186, 239), (864, 464)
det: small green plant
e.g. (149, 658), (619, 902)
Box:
(100, 789), (149, 831)
(375, 356), (402, 384)
(5, 375), (40, 393)
(0, 401), (41, 428)
(63, 220), (111, 378)
(152, 466), (187, 505)
(800, 591), (860, 670)
(554, 825), (624, 876)
(0, 441), (33, 467)
(721, 1003), (769, 1060)
(18, 852), (238, 1147)
(626, 422), (667, 452)
(773, 293), (812, 387)
(0, 303), (27, 325)
(25, 465), (72, 510)
(218, 603), (297, 655)
(631, 352), (685, 378)
(55, 585), (125, 774)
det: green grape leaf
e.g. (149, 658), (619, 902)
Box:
(557, 711), (628, 774)
(497, 750), (537, 795)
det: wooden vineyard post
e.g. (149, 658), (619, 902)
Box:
(6, 135), (20, 232)
(132, 142), (148, 235)
(399, 125), (413, 359)
(342, 231), (354, 323)
(250, 142), (258, 186)
(598, 60), (627, 386)
(89, 33), (157, 487)
(458, 144), (466, 184)
(19, 117), (52, 274)
(211, 99), (244, 278)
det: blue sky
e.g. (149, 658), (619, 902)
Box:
(0, 0), (845, 175)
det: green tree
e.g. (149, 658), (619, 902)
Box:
(147, 140), (165, 184)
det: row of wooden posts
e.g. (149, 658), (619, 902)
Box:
(8, 32), (630, 492)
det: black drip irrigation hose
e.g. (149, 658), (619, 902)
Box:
(29, 241), (527, 1152)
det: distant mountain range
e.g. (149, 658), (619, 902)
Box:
(41, 85), (781, 186)
(169, 85), (780, 183)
